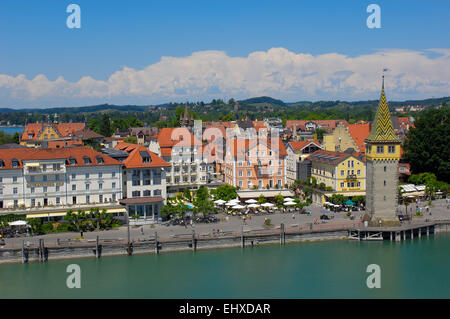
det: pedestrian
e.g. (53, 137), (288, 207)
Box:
(292, 213), (295, 219)
(141, 227), (144, 235)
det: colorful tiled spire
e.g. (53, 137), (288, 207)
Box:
(365, 76), (400, 143)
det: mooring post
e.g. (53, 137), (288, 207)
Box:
(411, 229), (414, 239)
(426, 226), (429, 237)
(192, 230), (196, 252)
(395, 232), (400, 242)
(390, 232), (392, 242)
(38, 239), (43, 262)
(154, 231), (158, 254)
(241, 225), (244, 248)
(418, 228), (421, 239)
(96, 236), (99, 259)
(358, 230), (361, 241)
(403, 231), (406, 241)
(280, 223), (285, 245)
(21, 240), (25, 264)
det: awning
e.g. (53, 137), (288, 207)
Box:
(25, 163), (40, 167)
(26, 212), (67, 218)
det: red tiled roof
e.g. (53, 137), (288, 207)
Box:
(47, 140), (83, 148)
(157, 127), (202, 148)
(21, 123), (86, 141)
(0, 146), (121, 169)
(114, 142), (170, 168)
(348, 123), (371, 153)
(288, 141), (321, 152)
(120, 196), (165, 205)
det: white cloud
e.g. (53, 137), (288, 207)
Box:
(1, 47), (449, 107)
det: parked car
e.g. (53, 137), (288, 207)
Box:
(320, 214), (329, 220)
(398, 215), (411, 221)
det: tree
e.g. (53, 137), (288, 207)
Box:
(274, 194), (284, 207)
(257, 194), (266, 204)
(195, 186), (209, 203)
(123, 136), (137, 144)
(314, 128), (327, 140)
(193, 200), (214, 218)
(99, 114), (112, 137)
(403, 106), (450, 181)
(210, 184), (237, 201)
(64, 209), (87, 236)
(329, 194), (346, 205)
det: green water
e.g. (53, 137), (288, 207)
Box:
(0, 234), (449, 298)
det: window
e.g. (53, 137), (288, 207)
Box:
(13, 176), (17, 183)
(56, 185), (60, 192)
(238, 161), (243, 167)
(239, 180), (243, 187)
(56, 197), (60, 204)
(357, 170), (361, 175)
(132, 180), (140, 186)
(357, 182), (361, 187)
(143, 190), (151, 196)
(367, 145), (372, 153)
(85, 173), (90, 179)
(98, 172), (103, 178)
(43, 175), (47, 182)
(30, 176), (35, 182)
(112, 172), (116, 178)
(112, 182), (116, 189)
(72, 185), (76, 191)
(341, 170), (344, 176)
(153, 189), (161, 196)
(72, 196), (77, 204)
(99, 195), (103, 203)
(383, 196), (386, 201)
(132, 191), (141, 197)
(31, 187), (35, 194)
(99, 183), (103, 190)
(86, 184), (90, 190)
(55, 175), (59, 181)
(86, 195), (90, 203)
(239, 170), (243, 177)
(71, 173), (76, 179)
(31, 199), (35, 207)
(13, 187), (18, 194)
(388, 145), (395, 153)
(384, 180), (386, 186)
(376, 146), (384, 154)
(384, 166), (387, 172)
(43, 186), (47, 193)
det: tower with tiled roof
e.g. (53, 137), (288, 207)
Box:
(364, 75), (401, 221)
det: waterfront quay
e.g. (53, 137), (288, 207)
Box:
(1, 200), (449, 264)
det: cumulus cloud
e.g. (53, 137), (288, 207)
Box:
(1, 48), (449, 107)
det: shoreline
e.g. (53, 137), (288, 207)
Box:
(0, 221), (448, 265)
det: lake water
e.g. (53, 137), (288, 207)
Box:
(0, 234), (448, 299)
(0, 126), (24, 135)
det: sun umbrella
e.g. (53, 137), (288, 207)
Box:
(344, 200), (355, 206)
(248, 203), (260, 208)
(284, 197), (294, 201)
(232, 204), (245, 209)
(284, 201), (296, 206)
(225, 202), (237, 206)
(245, 199), (258, 204)
(214, 199), (226, 205)
(9, 220), (28, 226)
(261, 202), (274, 207)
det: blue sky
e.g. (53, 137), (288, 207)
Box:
(1, 0), (449, 108)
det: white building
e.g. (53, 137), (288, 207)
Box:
(0, 147), (123, 210)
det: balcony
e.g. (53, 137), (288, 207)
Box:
(346, 174), (357, 180)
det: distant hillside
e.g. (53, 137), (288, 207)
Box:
(0, 104), (152, 114)
(239, 96), (286, 106)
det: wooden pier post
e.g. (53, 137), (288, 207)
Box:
(21, 240), (25, 264)
(411, 229), (414, 239)
(241, 225), (245, 248)
(96, 236), (99, 259)
(192, 230), (196, 252)
(403, 231), (406, 241)
(426, 226), (429, 237)
(418, 228), (421, 239)
(390, 232), (392, 242)
(280, 223), (285, 245)
(358, 230), (361, 241)
(154, 232), (159, 254)
(39, 239), (43, 262)
(395, 232), (400, 242)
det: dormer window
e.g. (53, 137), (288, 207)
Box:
(83, 156), (91, 165)
(140, 151), (151, 163)
(96, 156), (104, 165)
(12, 159), (19, 168)
(69, 157), (76, 166)
(0, 159), (4, 168)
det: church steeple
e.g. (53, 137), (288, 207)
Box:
(365, 75), (400, 144)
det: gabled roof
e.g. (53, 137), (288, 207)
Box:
(114, 142), (170, 168)
(71, 127), (104, 140)
(21, 122), (86, 141)
(288, 141), (321, 152)
(348, 123), (370, 153)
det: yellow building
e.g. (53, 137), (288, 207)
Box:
(323, 122), (357, 152)
(308, 149), (366, 204)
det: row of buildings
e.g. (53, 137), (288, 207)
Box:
(1, 80), (412, 221)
